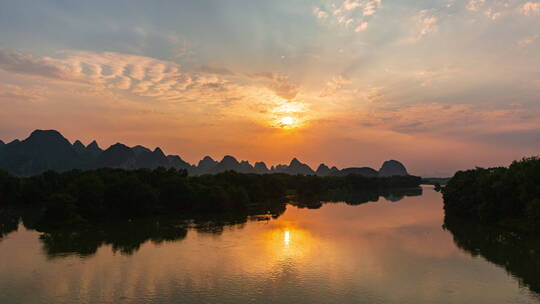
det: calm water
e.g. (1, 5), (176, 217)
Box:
(1, 186), (539, 304)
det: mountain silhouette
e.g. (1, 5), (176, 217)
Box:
(196, 156), (256, 174)
(239, 160), (255, 173)
(379, 160), (409, 177)
(0, 129), (412, 177)
(96, 143), (136, 169)
(334, 167), (379, 177)
(215, 155), (242, 173)
(254, 161), (269, 174)
(273, 158), (315, 175)
(197, 156), (218, 174)
(73, 140), (86, 154)
(166, 155), (193, 171)
(132, 145), (152, 156)
(316, 164), (331, 176)
(289, 158), (315, 175)
(86, 140), (103, 157)
(134, 147), (170, 169)
(0, 130), (79, 175)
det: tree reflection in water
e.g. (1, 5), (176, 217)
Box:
(290, 187), (422, 209)
(444, 216), (540, 295)
(0, 188), (422, 259)
(0, 208), (19, 239)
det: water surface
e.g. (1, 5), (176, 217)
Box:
(0, 186), (539, 304)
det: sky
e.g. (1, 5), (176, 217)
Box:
(0, 0), (539, 176)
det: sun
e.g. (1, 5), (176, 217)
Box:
(268, 101), (308, 130)
(280, 116), (295, 126)
(276, 116), (298, 129)
(273, 115), (305, 129)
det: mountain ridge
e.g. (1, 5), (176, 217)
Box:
(0, 129), (412, 177)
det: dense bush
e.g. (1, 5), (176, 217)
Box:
(0, 168), (421, 227)
(443, 157), (540, 233)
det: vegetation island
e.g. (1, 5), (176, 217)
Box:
(443, 157), (540, 234)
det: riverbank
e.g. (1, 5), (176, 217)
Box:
(0, 168), (421, 228)
(442, 157), (540, 234)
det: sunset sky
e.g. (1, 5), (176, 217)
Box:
(1, 0), (539, 176)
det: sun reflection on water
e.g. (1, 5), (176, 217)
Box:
(263, 223), (316, 262)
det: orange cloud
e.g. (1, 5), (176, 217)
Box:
(250, 72), (300, 100)
(521, 1), (540, 15)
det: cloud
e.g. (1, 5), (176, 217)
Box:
(313, 0), (381, 33)
(198, 65), (235, 75)
(518, 34), (539, 46)
(363, 0), (382, 16)
(0, 50), (69, 80)
(250, 72), (300, 100)
(357, 102), (540, 150)
(359, 103), (477, 134)
(413, 66), (457, 87)
(355, 22), (369, 32)
(466, 0), (486, 11)
(0, 49), (246, 103)
(320, 75), (351, 97)
(172, 38), (194, 58)
(416, 11), (438, 38)
(484, 8), (502, 20)
(471, 128), (540, 149)
(313, 7), (328, 19)
(365, 87), (384, 103)
(337, 16), (354, 25)
(520, 2), (540, 15)
(0, 84), (46, 102)
(344, 0), (361, 11)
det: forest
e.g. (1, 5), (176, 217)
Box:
(443, 157), (540, 233)
(0, 168), (421, 229)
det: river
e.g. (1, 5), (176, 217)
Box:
(0, 186), (539, 303)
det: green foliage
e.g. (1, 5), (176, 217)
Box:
(526, 199), (540, 233)
(443, 157), (540, 233)
(41, 193), (85, 228)
(0, 168), (421, 227)
(0, 170), (20, 206)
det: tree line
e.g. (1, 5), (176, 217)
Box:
(0, 168), (421, 228)
(443, 157), (540, 233)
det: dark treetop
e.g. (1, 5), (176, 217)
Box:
(442, 157), (540, 234)
(0, 167), (421, 229)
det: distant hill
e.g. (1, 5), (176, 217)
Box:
(315, 164), (332, 176)
(333, 167), (379, 177)
(0, 130), (80, 175)
(0, 129), (413, 177)
(272, 158), (315, 175)
(379, 160), (409, 177)
(254, 161), (269, 174)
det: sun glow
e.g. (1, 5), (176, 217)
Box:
(267, 101), (309, 129)
(279, 116), (295, 127)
